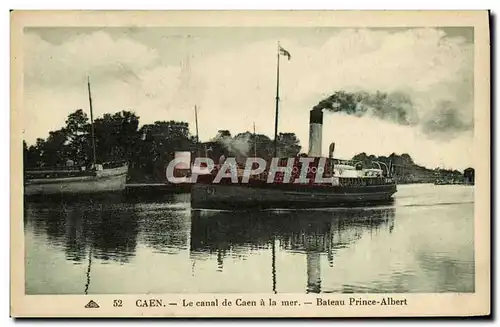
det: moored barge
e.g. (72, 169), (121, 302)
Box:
(24, 162), (128, 196)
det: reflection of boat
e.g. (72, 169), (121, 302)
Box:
(24, 78), (128, 196)
(25, 199), (140, 295)
(25, 201), (139, 264)
(190, 207), (395, 293)
(190, 208), (395, 253)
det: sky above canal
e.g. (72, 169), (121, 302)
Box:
(23, 26), (474, 170)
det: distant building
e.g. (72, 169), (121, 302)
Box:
(464, 167), (475, 185)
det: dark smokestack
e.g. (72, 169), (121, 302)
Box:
(328, 142), (336, 175)
(308, 110), (323, 157)
(328, 142), (335, 158)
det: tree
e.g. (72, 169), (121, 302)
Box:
(41, 129), (70, 167)
(464, 167), (474, 184)
(30, 138), (46, 167)
(276, 132), (301, 158)
(400, 153), (414, 165)
(93, 111), (140, 164)
(253, 134), (274, 161)
(23, 141), (28, 168)
(135, 120), (194, 181)
(65, 109), (90, 165)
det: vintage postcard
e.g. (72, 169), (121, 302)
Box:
(10, 10), (490, 318)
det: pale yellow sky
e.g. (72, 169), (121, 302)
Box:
(22, 27), (474, 170)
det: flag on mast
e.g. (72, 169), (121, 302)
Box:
(279, 45), (291, 61)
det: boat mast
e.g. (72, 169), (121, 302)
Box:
(194, 105), (200, 143)
(273, 42), (280, 158)
(87, 77), (97, 167)
(253, 122), (257, 157)
(194, 105), (200, 157)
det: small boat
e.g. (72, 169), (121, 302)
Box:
(24, 78), (129, 196)
(24, 162), (128, 196)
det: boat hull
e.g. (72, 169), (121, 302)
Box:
(191, 182), (397, 210)
(24, 165), (128, 196)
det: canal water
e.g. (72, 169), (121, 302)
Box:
(24, 184), (475, 294)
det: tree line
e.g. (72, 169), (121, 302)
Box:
(23, 109), (468, 184)
(351, 152), (466, 183)
(23, 109), (302, 183)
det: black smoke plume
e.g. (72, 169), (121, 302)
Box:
(312, 90), (472, 136)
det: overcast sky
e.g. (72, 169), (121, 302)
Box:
(23, 26), (474, 170)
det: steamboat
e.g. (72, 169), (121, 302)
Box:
(191, 44), (397, 209)
(191, 110), (397, 210)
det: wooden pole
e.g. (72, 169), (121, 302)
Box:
(87, 77), (97, 167)
(194, 105), (200, 143)
(195, 105), (200, 157)
(273, 42), (280, 158)
(253, 122), (257, 157)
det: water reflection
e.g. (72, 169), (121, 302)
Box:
(190, 207), (395, 293)
(136, 206), (190, 254)
(25, 201), (139, 264)
(24, 187), (473, 294)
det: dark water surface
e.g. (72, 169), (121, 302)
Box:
(24, 184), (474, 294)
